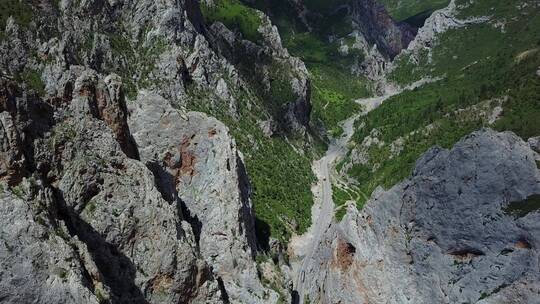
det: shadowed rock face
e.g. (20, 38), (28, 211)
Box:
(351, 0), (417, 59)
(299, 129), (540, 303)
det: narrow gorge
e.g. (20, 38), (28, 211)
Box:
(1, 0), (539, 303)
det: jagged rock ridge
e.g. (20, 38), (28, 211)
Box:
(0, 62), (279, 302)
(0, 0), (296, 300)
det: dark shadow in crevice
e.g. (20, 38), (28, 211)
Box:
(400, 9), (437, 28)
(52, 187), (149, 304)
(291, 290), (300, 304)
(146, 161), (178, 204)
(146, 160), (202, 247)
(179, 198), (203, 247)
(236, 154), (258, 257)
(186, 0), (207, 35)
(217, 277), (230, 304)
(254, 217), (271, 252)
(448, 247), (485, 258)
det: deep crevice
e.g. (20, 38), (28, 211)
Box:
(217, 277), (230, 304)
(52, 187), (150, 304)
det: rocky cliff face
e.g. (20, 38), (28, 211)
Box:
(2, 0), (538, 303)
(297, 129), (540, 303)
(350, 0), (417, 59)
(205, 8), (312, 135)
(0, 0), (296, 302)
(0, 62), (283, 302)
(128, 91), (276, 303)
(392, 0), (490, 67)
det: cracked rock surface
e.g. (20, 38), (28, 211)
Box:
(299, 129), (540, 304)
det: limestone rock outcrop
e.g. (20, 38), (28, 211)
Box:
(298, 129), (540, 303)
(128, 91), (277, 303)
(0, 65), (274, 303)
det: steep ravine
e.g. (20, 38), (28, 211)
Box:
(290, 111), (359, 303)
(289, 76), (423, 302)
(1, 0), (539, 303)
(287, 0), (540, 302)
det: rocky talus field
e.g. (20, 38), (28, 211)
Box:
(1, 0), (539, 303)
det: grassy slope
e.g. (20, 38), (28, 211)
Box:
(200, 0), (263, 42)
(199, 1), (320, 243)
(347, 0), (540, 207)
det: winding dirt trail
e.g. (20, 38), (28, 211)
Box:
(290, 113), (357, 303)
(290, 77), (439, 303)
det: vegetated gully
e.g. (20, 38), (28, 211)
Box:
(290, 78), (437, 302)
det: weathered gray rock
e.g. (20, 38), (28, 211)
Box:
(54, 118), (205, 304)
(299, 129), (540, 303)
(128, 91), (278, 303)
(0, 71), (230, 303)
(0, 184), (100, 304)
(529, 136), (540, 153)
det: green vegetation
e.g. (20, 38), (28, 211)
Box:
(504, 195), (540, 218)
(84, 200), (98, 215)
(309, 61), (367, 136)
(53, 267), (68, 280)
(15, 68), (45, 95)
(10, 184), (26, 199)
(478, 284), (509, 301)
(267, 62), (298, 109)
(201, 0), (263, 42)
(251, 1), (370, 134)
(349, 0), (540, 205)
(286, 30), (369, 135)
(379, 0), (450, 22)
(247, 136), (316, 242)
(332, 184), (363, 221)
(0, 0), (33, 33)
(186, 86), (317, 244)
(99, 31), (168, 100)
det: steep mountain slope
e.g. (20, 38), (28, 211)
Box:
(0, 0), (318, 302)
(248, 0), (418, 133)
(298, 129), (540, 303)
(339, 0), (540, 210)
(1, 0), (540, 303)
(290, 0), (540, 303)
(1, 0), (325, 248)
